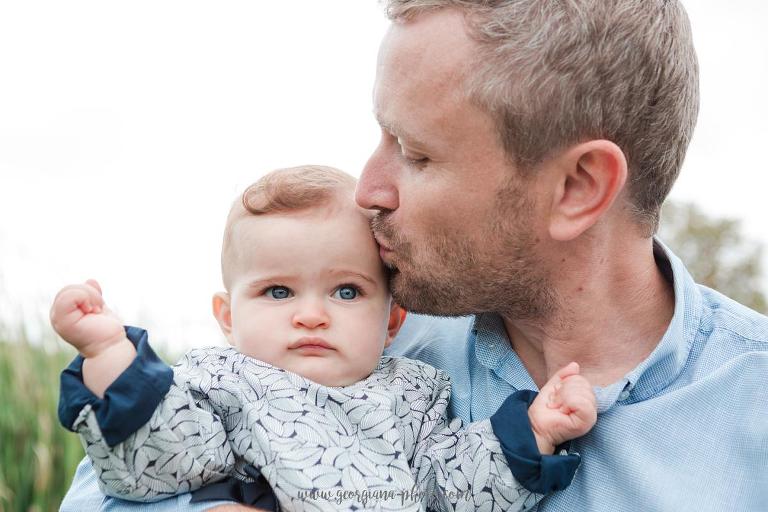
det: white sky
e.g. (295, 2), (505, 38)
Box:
(0, 1), (766, 351)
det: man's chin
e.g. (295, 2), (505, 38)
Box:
(387, 268), (411, 306)
(389, 268), (457, 316)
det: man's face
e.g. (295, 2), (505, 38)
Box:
(356, 9), (554, 318)
(223, 202), (395, 386)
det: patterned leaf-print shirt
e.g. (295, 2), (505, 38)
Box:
(59, 328), (579, 511)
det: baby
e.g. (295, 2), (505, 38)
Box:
(53, 165), (596, 511)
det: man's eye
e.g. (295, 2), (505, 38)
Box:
(265, 286), (292, 299)
(395, 137), (429, 167)
(333, 285), (360, 300)
(406, 155), (428, 164)
(401, 152), (429, 168)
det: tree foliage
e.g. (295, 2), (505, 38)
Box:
(659, 202), (766, 313)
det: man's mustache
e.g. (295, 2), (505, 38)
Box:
(370, 211), (395, 240)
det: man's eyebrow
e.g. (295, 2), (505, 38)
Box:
(373, 110), (395, 133)
(374, 111), (430, 150)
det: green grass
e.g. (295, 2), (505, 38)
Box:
(0, 337), (85, 512)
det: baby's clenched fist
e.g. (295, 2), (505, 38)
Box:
(50, 279), (126, 358)
(528, 362), (597, 454)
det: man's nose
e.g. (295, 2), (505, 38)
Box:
(356, 142), (400, 212)
(291, 298), (330, 330)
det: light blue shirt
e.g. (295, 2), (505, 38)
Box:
(60, 457), (233, 511)
(60, 241), (768, 511)
(389, 240), (768, 511)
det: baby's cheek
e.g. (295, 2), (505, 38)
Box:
(357, 346), (386, 381)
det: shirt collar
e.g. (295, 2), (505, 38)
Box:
(620, 239), (702, 402)
(472, 238), (703, 412)
(472, 313), (539, 391)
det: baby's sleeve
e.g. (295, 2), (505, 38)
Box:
(58, 327), (237, 502)
(408, 367), (580, 512)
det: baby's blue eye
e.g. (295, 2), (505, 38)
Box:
(266, 286), (292, 300)
(335, 286), (359, 300)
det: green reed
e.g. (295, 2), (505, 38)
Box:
(0, 337), (84, 512)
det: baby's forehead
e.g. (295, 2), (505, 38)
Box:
(221, 203), (388, 289)
(225, 202), (379, 266)
(232, 202), (373, 234)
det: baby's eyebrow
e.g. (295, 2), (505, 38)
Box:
(329, 269), (378, 287)
(246, 276), (295, 288)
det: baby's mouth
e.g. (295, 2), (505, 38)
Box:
(289, 337), (335, 351)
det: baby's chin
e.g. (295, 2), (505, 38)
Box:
(236, 347), (378, 387)
(283, 359), (374, 388)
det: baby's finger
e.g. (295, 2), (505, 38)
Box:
(561, 375), (596, 398)
(557, 382), (597, 415)
(52, 286), (90, 314)
(52, 284), (87, 307)
(59, 284), (104, 314)
(50, 288), (93, 336)
(540, 362), (580, 393)
(82, 280), (105, 312)
(552, 362), (580, 381)
(85, 279), (103, 296)
(560, 395), (598, 430)
(546, 383), (563, 409)
(80, 284), (105, 312)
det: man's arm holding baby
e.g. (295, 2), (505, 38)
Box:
(60, 457), (258, 512)
(410, 362), (596, 511)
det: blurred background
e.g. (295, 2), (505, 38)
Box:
(0, 1), (766, 510)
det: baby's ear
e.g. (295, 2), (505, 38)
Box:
(212, 292), (234, 345)
(384, 301), (407, 348)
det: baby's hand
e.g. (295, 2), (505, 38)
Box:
(528, 362), (597, 454)
(50, 279), (126, 358)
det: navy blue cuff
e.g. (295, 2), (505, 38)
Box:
(490, 389), (581, 494)
(57, 326), (174, 447)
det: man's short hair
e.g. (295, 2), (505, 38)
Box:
(221, 165), (357, 288)
(384, 0), (699, 235)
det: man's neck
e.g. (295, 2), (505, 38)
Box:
(503, 237), (675, 389)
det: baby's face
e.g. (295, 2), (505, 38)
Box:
(219, 202), (398, 386)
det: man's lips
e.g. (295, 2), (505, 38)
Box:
(374, 235), (394, 259)
(374, 233), (389, 248)
(288, 337), (335, 351)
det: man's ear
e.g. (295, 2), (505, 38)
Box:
(548, 140), (628, 241)
(212, 292), (234, 346)
(384, 301), (407, 348)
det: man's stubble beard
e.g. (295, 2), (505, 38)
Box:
(371, 180), (557, 319)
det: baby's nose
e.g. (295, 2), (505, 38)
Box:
(291, 299), (330, 329)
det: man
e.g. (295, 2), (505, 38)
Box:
(361, 1), (768, 511)
(61, 1), (767, 511)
